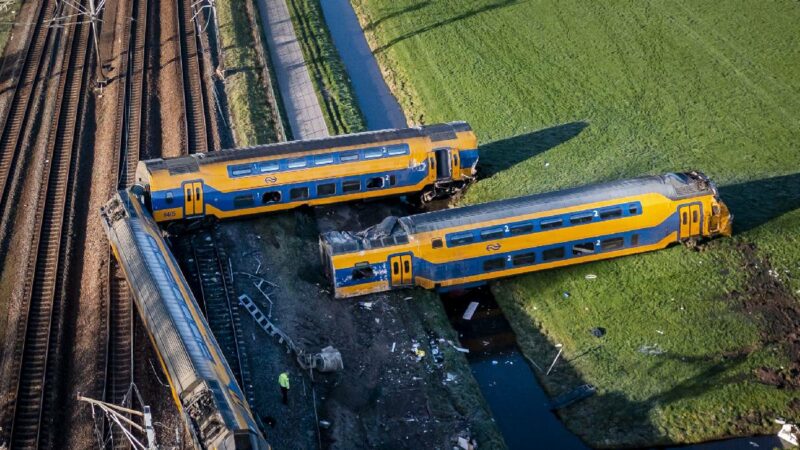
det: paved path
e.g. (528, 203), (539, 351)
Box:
(254, 0), (329, 139)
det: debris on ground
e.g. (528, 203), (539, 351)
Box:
(638, 344), (666, 355)
(448, 340), (469, 353)
(776, 420), (799, 446)
(562, 291), (571, 298)
(585, 274), (597, 280)
(462, 301), (479, 320)
(590, 327), (606, 338)
(549, 384), (597, 410)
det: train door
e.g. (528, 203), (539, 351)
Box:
(678, 204), (701, 239)
(434, 148), (451, 180)
(389, 254), (413, 287)
(183, 180), (204, 217)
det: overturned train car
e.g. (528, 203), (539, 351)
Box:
(320, 172), (733, 298)
(101, 188), (269, 450)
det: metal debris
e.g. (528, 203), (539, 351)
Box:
(462, 302), (479, 320)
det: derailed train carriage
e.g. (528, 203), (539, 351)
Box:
(320, 172), (733, 298)
(135, 122), (479, 224)
(100, 188), (269, 449)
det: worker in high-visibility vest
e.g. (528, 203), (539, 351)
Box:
(278, 372), (290, 405)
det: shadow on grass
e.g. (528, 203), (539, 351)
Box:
(373, 0), (523, 53)
(364, 1), (432, 32)
(719, 173), (800, 234)
(477, 121), (588, 178)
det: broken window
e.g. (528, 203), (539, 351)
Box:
(165, 192), (174, 204)
(432, 238), (443, 249)
(342, 180), (361, 193)
(482, 258), (505, 272)
(543, 247), (565, 261)
(366, 177), (384, 189)
(512, 252), (536, 266)
(480, 228), (504, 240)
(352, 265), (375, 280)
(572, 241), (596, 256)
(602, 237), (624, 251)
(317, 183), (336, 196)
(262, 191), (281, 204)
(629, 204), (640, 215)
(290, 187), (309, 200)
(540, 218), (563, 230)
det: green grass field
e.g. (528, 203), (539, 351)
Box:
(216, 0), (281, 145)
(350, 0), (800, 446)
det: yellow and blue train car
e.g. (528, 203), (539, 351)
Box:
(135, 122), (478, 223)
(319, 172), (733, 298)
(100, 188), (270, 449)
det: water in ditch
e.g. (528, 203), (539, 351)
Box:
(319, 0), (407, 131)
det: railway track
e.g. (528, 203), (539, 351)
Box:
(181, 229), (255, 405)
(6, 3), (93, 447)
(0, 0), (58, 258)
(176, 0), (210, 153)
(103, 0), (149, 445)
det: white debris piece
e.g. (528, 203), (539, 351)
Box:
(359, 301), (374, 310)
(391, 342), (396, 353)
(448, 340), (469, 353)
(776, 420), (799, 446)
(585, 274), (597, 280)
(462, 302), (479, 320)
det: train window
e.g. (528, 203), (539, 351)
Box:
(543, 247), (565, 261)
(317, 183), (336, 196)
(449, 232), (474, 246)
(288, 158), (307, 169)
(692, 210), (699, 223)
(631, 234), (639, 246)
(629, 204), (640, 215)
(290, 187), (309, 200)
(340, 152), (359, 162)
(512, 252), (536, 266)
(352, 265), (375, 280)
(234, 194), (254, 208)
(389, 175), (397, 186)
(432, 238), (443, 249)
(510, 223), (534, 235)
(569, 213), (594, 225)
(231, 165), (252, 176)
(260, 161), (279, 172)
(165, 192), (174, 204)
(572, 242), (595, 256)
(600, 208), (622, 220)
(682, 212), (688, 225)
(602, 237), (624, 251)
(364, 148), (383, 159)
(262, 191), (281, 204)
(540, 218), (563, 230)
(315, 155), (334, 165)
(480, 228), (504, 240)
(392, 261), (400, 275)
(483, 258), (505, 272)
(387, 145), (408, 156)
(343, 180), (361, 193)
(366, 177), (385, 189)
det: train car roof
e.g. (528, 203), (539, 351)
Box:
(402, 173), (713, 233)
(142, 121), (473, 175)
(321, 172), (715, 254)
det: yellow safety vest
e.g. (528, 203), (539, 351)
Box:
(278, 372), (290, 389)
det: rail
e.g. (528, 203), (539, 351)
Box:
(176, 0), (210, 153)
(6, 5), (92, 447)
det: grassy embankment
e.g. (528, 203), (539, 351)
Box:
(286, 0), (365, 134)
(215, 0), (281, 145)
(351, 0), (800, 446)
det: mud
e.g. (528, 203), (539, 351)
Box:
(728, 242), (800, 389)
